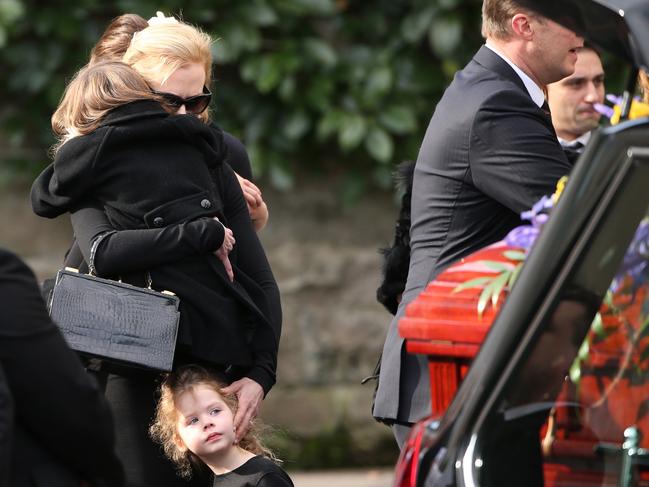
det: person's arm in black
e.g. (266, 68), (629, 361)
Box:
(220, 163), (282, 393)
(70, 204), (225, 276)
(257, 472), (294, 487)
(0, 248), (124, 487)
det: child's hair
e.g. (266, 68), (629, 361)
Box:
(150, 365), (278, 479)
(89, 13), (149, 64)
(123, 21), (213, 124)
(51, 60), (162, 153)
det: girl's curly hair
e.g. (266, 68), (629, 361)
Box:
(149, 365), (279, 479)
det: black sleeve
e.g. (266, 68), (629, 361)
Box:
(222, 130), (254, 180)
(257, 472), (294, 487)
(220, 164), (282, 393)
(0, 248), (124, 486)
(471, 89), (572, 213)
(70, 205), (226, 276)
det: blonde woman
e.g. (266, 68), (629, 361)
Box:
(32, 18), (281, 487)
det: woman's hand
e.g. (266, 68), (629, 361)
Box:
(214, 218), (235, 281)
(235, 173), (269, 231)
(220, 377), (264, 443)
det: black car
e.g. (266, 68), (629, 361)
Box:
(394, 1), (649, 486)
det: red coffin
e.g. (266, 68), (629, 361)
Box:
(399, 242), (649, 486)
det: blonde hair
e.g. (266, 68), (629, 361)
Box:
(50, 61), (161, 153)
(150, 365), (279, 479)
(123, 21), (213, 123)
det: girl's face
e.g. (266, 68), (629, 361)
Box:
(174, 384), (236, 461)
(151, 62), (206, 115)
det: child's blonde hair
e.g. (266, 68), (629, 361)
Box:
(123, 21), (213, 124)
(150, 365), (278, 479)
(50, 61), (161, 153)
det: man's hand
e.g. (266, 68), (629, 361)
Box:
(220, 377), (264, 443)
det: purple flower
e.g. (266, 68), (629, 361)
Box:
(505, 225), (540, 250)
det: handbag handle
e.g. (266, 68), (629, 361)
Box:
(89, 231), (153, 289)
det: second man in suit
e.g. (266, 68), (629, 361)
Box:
(373, 0), (582, 445)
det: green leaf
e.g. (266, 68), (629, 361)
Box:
(365, 127), (393, 164)
(590, 313), (605, 338)
(481, 261), (512, 272)
(508, 263), (523, 288)
(379, 105), (417, 135)
(338, 114), (367, 152)
(303, 38), (337, 68)
(569, 358), (582, 384)
(401, 7), (436, 44)
(316, 110), (343, 141)
(429, 17), (463, 57)
(240, 3), (278, 26)
(577, 339), (590, 362)
(283, 111), (311, 140)
(477, 279), (498, 317)
(490, 272), (510, 307)
(365, 66), (393, 98)
(639, 346), (649, 364)
(453, 276), (493, 293)
(503, 250), (527, 261)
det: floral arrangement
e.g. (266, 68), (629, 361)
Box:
(456, 176), (649, 385)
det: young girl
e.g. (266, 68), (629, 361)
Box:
(151, 365), (294, 486)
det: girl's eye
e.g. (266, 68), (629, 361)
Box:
(210, 408), (221, 415)
(188, 417), (198, 425)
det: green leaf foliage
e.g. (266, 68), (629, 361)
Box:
(0, 0), (487, 195)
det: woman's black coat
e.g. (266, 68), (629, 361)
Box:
(31, 101), (281, 393)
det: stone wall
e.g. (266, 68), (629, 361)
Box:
(1, 181), (401, 467)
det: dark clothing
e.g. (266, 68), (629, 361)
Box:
(222, 130), (254, 181)
(374, 45), (574, 424)
(212, 456), (293, 487)
(31, 100), (281, 394)
(0, 248), (124, 487)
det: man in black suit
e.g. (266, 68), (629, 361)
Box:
(547, 46), (605, 163)
(0, 248), (124, 486)
(373, 0), (581, 445)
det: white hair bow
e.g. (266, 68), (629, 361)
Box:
(147, 11), (179, 26)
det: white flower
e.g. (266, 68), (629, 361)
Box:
(147, 11), (178, 27)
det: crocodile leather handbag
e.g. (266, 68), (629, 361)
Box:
(48, 232), (180, 371)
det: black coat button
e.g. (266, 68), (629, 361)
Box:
(200, 199), (212, 209)
(153, 217), (165, 227)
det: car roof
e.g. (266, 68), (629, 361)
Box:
(527, 0), (649, 71)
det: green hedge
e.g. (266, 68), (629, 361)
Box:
(1, 0), (484, 196)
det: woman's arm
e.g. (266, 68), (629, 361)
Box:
(70, 204), (226, 276)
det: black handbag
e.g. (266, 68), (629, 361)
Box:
(48, 232), (180, 371)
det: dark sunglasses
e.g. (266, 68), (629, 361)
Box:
(154, 86), (212, 114)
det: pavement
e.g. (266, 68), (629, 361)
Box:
(287, 468), (393, 487)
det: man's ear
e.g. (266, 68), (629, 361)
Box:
(511, 13), (534, 40)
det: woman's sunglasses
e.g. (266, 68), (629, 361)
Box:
(153, 86), (212, 114)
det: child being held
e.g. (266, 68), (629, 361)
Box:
(151, 365), (294, 487)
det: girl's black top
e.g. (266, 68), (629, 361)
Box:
(212, 456), (293, 487)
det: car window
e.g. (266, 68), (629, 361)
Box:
(475, 150), (649, 487)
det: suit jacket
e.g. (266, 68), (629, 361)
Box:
(0, 248), (124, 486)
(31, 101), (281, 394)
(373, 46), (573, 424)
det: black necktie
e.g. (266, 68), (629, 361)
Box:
(562, 141), (584, 164)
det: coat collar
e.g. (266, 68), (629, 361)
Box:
(101, 100), (169, 127)
(473, 45), (528, 96)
